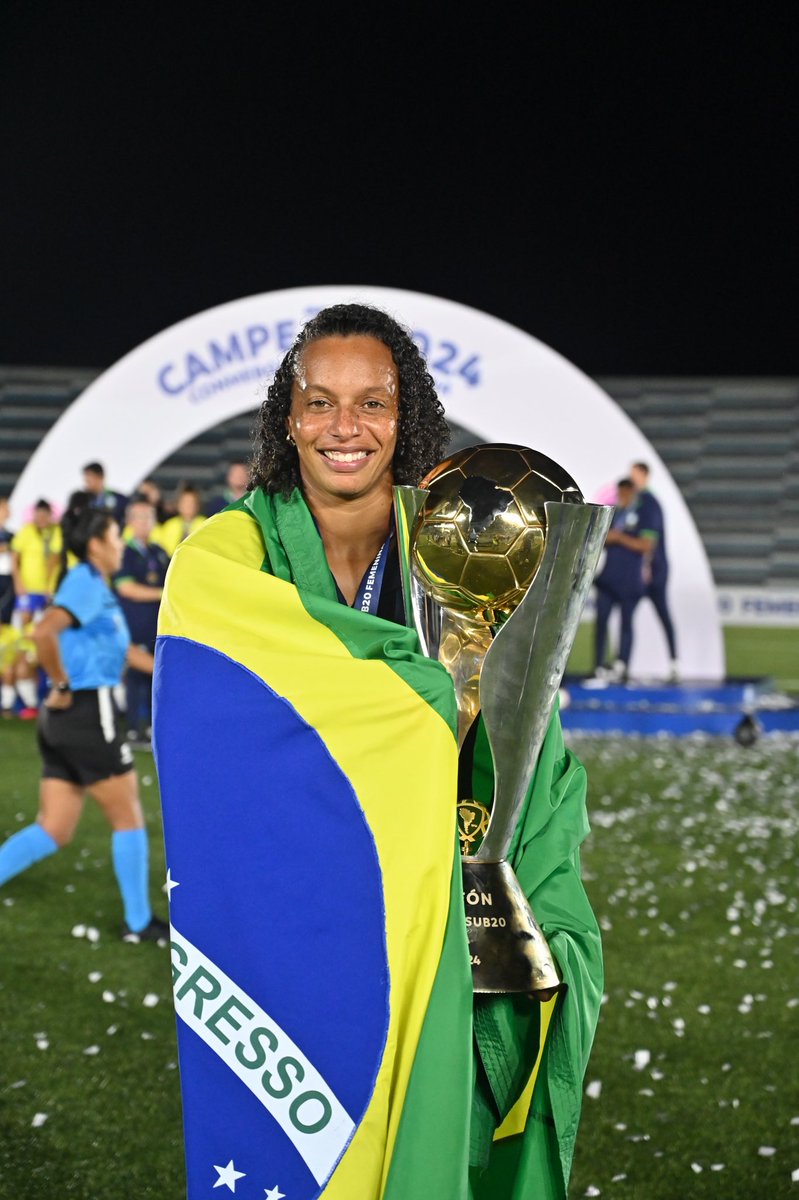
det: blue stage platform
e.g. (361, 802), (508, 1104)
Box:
(559, 677), (799, 738)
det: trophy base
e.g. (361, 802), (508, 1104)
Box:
(462, 859), (561, 995)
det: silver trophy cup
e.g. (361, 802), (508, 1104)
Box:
(394, 444), (612, 994)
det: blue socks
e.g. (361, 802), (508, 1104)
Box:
(0, 823), (59, 886)
(1, 824), (152, 934)
(111, 828), (152, 932)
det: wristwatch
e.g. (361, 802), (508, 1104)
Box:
(53, 681), (72, 694)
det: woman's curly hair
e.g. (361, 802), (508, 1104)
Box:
(250, 303), (450, 496)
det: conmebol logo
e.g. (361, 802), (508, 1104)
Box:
(156, 321), (300, 399)
(155, 319), (484, 402)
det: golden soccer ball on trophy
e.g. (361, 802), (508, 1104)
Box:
(412, 443), (584, 623)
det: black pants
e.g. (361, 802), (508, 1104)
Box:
(125, 666), (153, 731)
(643, 580), (677, 659)
(0, 577), (14, 625)
(595, 586), (641, 668)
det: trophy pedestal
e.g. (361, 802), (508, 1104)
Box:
(462, 859), (561, 995)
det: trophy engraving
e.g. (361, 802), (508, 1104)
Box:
(395, 444), (613, 995)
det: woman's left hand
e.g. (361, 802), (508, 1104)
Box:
(44, 688), (74, 710)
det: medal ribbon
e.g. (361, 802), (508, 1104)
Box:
(353, 536), (391, 614)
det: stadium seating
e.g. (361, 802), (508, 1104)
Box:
(599, 378), (799, 586)
(2, 368), (797, 588)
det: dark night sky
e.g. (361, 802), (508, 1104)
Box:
(2, 4), (797, 376)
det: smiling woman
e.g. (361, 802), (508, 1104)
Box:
(153, 302), (604, 1200)
(250, 303), (449, 610)
(289, 335), (399, 495)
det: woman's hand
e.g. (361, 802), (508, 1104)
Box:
(127, 644), (156, 675)
(44, 687), (74, 711)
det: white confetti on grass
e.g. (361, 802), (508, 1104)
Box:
(102, 991), (116, 1004)
(758, 1146), (777, 1157)
(550, 734), (799, 1183)
(88, 971), (102, 983)
(633, 1049), (651, 1070)
(792, 1167), (799, 1183)
(83, 1045), (100, 1056)
(31, 1113), (48, 1128)
(691, 1162), (703, 1173)
(585, 1080), (602, 1099)
(71, 923), (100, 941)
(35, 1038), (49, 1051)
(142, 993), (159, 1008)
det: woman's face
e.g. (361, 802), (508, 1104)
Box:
(89, 521), (123, 576)
(177, 491), (200, 521)
(287, 335), (399, 505)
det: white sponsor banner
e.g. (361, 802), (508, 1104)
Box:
(170, 925), (355, 1185)
(717, 588), (799, 627)
(8, 285), (724, 679)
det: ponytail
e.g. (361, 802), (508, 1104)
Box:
(58, 491), (115, 586)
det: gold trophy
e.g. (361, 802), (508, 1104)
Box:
(394, 444), (613, 994)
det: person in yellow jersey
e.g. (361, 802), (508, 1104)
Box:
(11, 498), (62, 629)
(0, 614), (39, 718)
(151, 484), (205, 557)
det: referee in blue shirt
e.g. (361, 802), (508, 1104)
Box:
(0, 492), (167, 942)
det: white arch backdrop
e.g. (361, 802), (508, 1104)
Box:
(10, 285), (724, 680)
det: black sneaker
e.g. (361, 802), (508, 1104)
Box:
(121, 915), (170, 945)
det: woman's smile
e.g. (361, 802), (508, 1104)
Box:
(288, 335), (399, 502)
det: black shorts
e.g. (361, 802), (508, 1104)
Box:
(37, 688), (135, 787)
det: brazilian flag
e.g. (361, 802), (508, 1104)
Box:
(153, 487), (602, 1200)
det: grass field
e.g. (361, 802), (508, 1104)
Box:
(1, 722), (798, 1198)
(567, 624), (799, 693)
